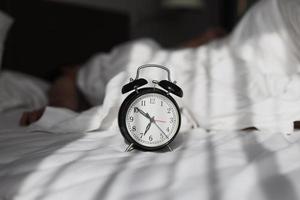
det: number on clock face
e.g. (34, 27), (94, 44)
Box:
(126, 93), (179, 147)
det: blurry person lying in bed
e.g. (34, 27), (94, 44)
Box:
(20, 0), (300, 132)
(19, 28), (226, 126)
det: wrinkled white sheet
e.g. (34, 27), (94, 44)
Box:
(0, 113), (300, 200)
(26, 0), (300, 142)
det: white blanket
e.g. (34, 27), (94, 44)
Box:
(28, 0), (300, 140)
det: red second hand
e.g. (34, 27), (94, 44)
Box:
(155, 119), (166, 123)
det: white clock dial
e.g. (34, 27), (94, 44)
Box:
(126, 93), (180, 147)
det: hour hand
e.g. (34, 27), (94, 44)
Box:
(134, 107), (151, 119)
(143, 122), (152, 136)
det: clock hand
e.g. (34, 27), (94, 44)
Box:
(152, 117), (169, 139)
(134, 107), (151, 120)
(154, 119), (166, 123)
(143, 121), (152, 136)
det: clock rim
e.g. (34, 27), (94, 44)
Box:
(118, 87), (181, 151)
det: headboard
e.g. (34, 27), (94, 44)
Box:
(1, 1), (129, 81)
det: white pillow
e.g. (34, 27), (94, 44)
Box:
(0, 10), (13, 70)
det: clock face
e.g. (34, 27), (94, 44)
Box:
(124, 91), (180, 148)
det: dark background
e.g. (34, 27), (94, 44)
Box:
(0, 0), (258, 81)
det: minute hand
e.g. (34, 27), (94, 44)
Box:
(152, 118), (169, 139)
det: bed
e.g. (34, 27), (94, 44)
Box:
(1, 111), (300, 200)
(1, 0), (300, 199)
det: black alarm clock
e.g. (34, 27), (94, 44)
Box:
(118, 64), (183, 151)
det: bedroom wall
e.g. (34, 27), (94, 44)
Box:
(1, 0), (130, 80)
(0, 0), (258, 80)
(49, 0), (222, 47)
(49, 0), (161, 32)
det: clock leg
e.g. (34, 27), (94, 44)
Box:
(125, 143), (134, 152)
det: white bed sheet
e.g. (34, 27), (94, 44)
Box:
(0, 110), (300, 200)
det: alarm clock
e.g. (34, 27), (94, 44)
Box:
(118, 64), (183, 151)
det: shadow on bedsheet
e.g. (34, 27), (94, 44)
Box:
(32, 133), (120, 200)
(35, 134), (186, 200)
(200, 9), (300, 197)
(0, 40), (142, 200)
(91, 131), (191, 200)
(229, 33), (299, 200)
(204, 45), (222, 200)
(237, 131), (298, 200)
(162, 131), (191, 200)
(0, 131), (84, 198)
